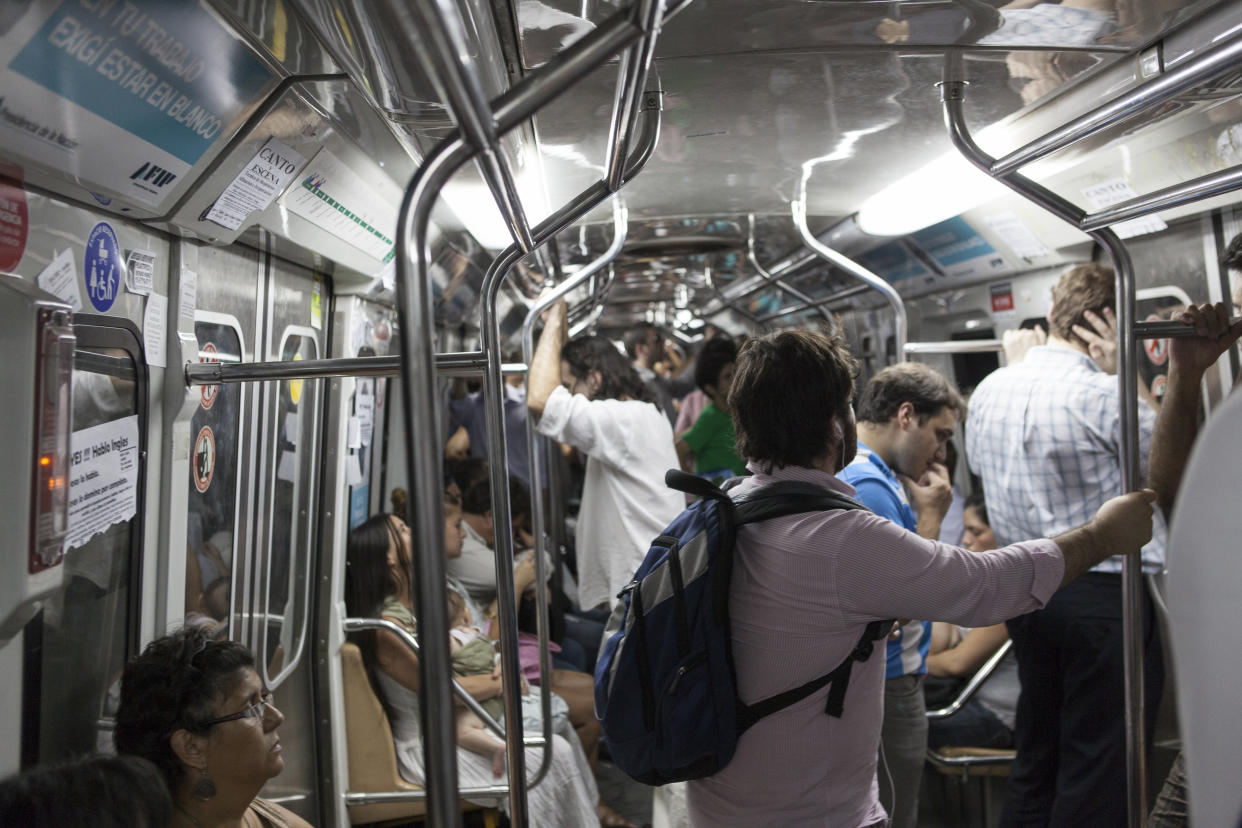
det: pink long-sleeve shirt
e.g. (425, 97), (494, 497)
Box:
(686, 462), (1064, 827)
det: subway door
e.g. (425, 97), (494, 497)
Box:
(248, 249), (328, 822)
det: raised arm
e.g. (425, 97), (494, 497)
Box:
(1149, 302), (1242, 514)
(527, 299), (567, 417)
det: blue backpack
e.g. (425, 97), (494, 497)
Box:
(594, 469), (893, 785)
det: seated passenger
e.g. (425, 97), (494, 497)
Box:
(113, 627), (311, 828)
(447, 589), (508, 777)
(675, 337), (747, 480)
(0, 753), (170, 828)
(683, 329), (1158, 827)
(926, 494), (1018, 750)
(344, 510), (600, 827)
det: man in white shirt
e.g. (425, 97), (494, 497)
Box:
(528, 300), (684, 611)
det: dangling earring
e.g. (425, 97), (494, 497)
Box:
(192, 767), (217, 801)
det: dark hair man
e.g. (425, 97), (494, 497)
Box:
(838, 362), (965, 828)
(966, 261), (1164, 826)
(674, 337), (746, 478)
(623, 321), (676, 424)
(527, 300), (683, 612)
(685, 328), (1156, 827)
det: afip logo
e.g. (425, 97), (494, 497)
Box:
(129, 161), (178, 193)
(84, 222), (120, 313)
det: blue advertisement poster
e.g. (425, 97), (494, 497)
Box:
(349, 484), (370, 531)
(909, 217), (1013, 280)
(858, 242), (930, 285)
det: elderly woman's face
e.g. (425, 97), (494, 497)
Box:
(200, 667), (285, 787)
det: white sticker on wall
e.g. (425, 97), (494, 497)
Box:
(36, 248), (83, 312)
(205, 137), (307, 230)
(125, 249), (156, 295)
(179, 268), (197, 320)
(983, 212), (1050, 260)
(67, 415), (140, 551)
(1081, 179), (1168, 239)
(143, 292), (167, 368)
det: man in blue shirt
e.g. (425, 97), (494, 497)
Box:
(839, 362), (964, 828)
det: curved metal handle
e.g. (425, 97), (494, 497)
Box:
(926, 639), (1013, 720)
(747, 213), (833, 328)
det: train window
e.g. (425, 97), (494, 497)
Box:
(261, 330), (321, 688)
(186, 320), (245, 640)
(24, 319), (147, 766)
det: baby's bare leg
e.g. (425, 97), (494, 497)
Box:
(456, 710), (507, 778)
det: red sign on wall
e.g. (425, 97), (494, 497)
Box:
(990, 281), (1015, 314)
(0, 164), (28, 272)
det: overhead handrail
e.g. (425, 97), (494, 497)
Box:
(791, 196), (908, 356)
(185, 353), (527, 385)
(926, 639), (1014, 720)
(387, 0), (677, 818)
(1079, 166), (1242, 233)
(476, 89), (659, 796)
(905, 340), (1003, 355)
(757, 282), (873, 324)
(747, 214), (834, 327)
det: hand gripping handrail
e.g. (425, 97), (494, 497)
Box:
(747, 214), (834, 328)
(940, 69), (1146, 826)
(476, 95), (659, 795)
(390, 4), (677, 824)
(791, 196), (908, 356)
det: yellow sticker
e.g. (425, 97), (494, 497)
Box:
(289, 352), (303, 404)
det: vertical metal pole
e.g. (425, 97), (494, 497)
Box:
(393, 138), (474, 828)
(940, 76), (1146, 826)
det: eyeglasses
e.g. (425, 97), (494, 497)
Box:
(198, 691), (273, 728)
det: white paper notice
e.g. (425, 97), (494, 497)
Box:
(179, 269), (197, 320)
(277, 448), (298, 483)
(125, 250), (156, 295)
(284, 148), (397, 263)
(36, 249), (83, 312)
(66, 415), (140, 551)
(347, 416), (362, 450)
(356, 379), (375, 446)
(205, 137), (307, 230)
(1081, 179), (1168, 239)
(284, 412), (300, 447)
(143, 293), (167, 368)
(984, 212), (1050, 260)
(345, 453), (365, 487)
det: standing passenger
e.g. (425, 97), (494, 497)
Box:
(683, 329), (1157, 827)
(966, 262), (1165, 827)
(623, 322), (677, 424)
(527, 300), (684, 613)
(674, 337), (747, 480)
(838, 362), (963, 828)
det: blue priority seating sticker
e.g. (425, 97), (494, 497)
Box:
(84, 222), (121, 313)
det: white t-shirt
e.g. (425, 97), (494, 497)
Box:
(536, 386), (683, 610)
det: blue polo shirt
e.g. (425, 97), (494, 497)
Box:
(838, 442), (931, 679)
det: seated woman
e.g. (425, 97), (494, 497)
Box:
(344, 505), (602, 827)
(0, 753), (170, 828)
(926, 494), (1019, 750)
(114, 627), (311, 828)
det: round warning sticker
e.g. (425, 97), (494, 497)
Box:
(1143, 313), (1169, 366)
(200, 342), (219, 410)
(84, 222), (121, 313)
(193, 426), (215, 493)
(1151, 374), (1168, 402)
(288, 352), (303, 405)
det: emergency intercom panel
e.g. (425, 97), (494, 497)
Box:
(0, 275), (74, 641)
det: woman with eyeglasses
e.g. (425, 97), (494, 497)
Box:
(114, 627), (312, 828)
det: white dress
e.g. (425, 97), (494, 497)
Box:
(376, 602), (598, 826)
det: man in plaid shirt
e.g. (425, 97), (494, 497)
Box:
(966, 263), (1165, 827)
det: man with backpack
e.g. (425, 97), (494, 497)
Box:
(667, 329), (1156, 826)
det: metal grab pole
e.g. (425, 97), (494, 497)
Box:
(941, 76), (1146, 828)
(1079, 166), (1242, 233)
(478, 95), (660, 792)
(388, 5), (677, 822)
(747, 214), (834, 328)
(184, 353), (527, 385)
(756, 283), (873, 324)
(904, 340), (1003, 355)
(791, 196), (907, 356)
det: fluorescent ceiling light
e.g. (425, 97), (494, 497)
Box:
(855, 151), (1010, 237)
(439, 155), (552, 251)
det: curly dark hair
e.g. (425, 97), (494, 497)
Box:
(0, 754), (171, 828)
(964, 491), (989, 526)
(693, 338), (738, 393)
(1049, 262), (1116, 349)
(561, 335), (657, 406)
(855, 362), (965, 426)
(729, 329), (858, 471)
(114, 628), (255, 788)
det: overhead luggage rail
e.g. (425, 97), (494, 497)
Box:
(937, 38), (1242, 822)
(387, 0), (679, 821)
(905, 340), (1003, 355)
(184, 353), (527, 385)
(792, 196), (908, 357)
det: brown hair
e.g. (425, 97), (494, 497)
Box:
(1049, 263), (1115, 348)
(855, 363), (965, 425)
(728, 329), (858, 471)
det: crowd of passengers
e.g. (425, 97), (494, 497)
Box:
(4, 252), (1241, 828)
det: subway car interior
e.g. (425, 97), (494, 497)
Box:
(1, 0), (1242, 826)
